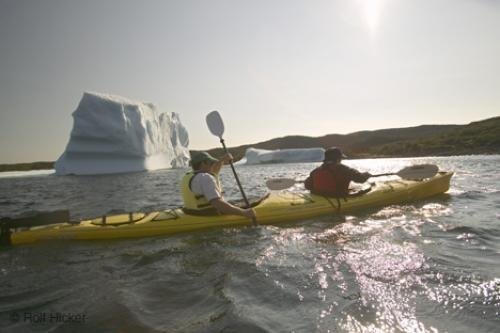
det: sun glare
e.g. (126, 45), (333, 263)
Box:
(359, 0), (384, 36)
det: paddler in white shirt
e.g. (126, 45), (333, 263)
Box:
(181, 151), (256, 219)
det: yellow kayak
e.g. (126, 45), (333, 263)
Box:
(7, 172), (453, 245)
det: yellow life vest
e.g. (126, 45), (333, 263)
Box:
(181, 171), (221, 211)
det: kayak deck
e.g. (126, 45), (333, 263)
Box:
(8, 172), (453, 245)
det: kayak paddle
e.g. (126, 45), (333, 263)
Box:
(371, 164), (439, 180)
(206, 111), (256, 225)
(1, 210), (70, 246)
(266, 164), (440, 191)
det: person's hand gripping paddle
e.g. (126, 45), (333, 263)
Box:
(206, 111), (257, 225)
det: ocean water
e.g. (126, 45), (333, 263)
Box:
(0, 155), (499, 333)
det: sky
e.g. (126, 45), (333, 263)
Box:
(1, 0), (499, 163)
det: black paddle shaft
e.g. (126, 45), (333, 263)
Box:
(219, 138), (251, 209)
(371, 172), (395, 177)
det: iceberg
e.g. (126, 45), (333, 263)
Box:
(239, 147), (325, 165)
(55, 92), (190, 175)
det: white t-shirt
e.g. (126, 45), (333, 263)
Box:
(190, 173), (222, 202)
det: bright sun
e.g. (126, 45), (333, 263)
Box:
(360, 0), (384, 35)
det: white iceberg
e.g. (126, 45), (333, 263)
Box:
(239, 147), (325, 165)
(55, 92), (190, 175)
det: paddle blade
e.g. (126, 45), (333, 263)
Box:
(206, 111), (225, 138)
(397, 164), (439, 180)
(3, 210), (70, 228)
(266, 178), (298, 190)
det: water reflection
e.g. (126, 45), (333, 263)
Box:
(1, 155), (500, 332)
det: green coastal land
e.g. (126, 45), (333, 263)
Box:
(206, 116), (500, 160)
(1, 116), (499, 172)
(0, 161), (55, 173)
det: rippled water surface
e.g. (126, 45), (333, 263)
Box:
(0, 156), (499, 332)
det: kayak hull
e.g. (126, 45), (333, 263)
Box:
(10, 172), (453, 245)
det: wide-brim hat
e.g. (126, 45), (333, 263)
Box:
(324, 147), (347, 162)
(190, 151), (218, 166)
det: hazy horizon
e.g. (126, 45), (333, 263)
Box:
(1, 0), (499, 163)
(2, 114), (497, 165)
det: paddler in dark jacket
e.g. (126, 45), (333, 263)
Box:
(181, 151), (256, 219)
(305, 147), (372, 197)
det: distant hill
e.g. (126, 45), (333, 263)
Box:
(369, 116), (500, 157)
(204, 116), (500, 160)
(0, 161), (54, 172)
